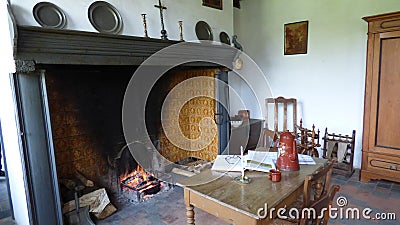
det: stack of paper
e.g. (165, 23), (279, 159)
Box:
(211, 155), (242, 172)
(245, 150), (276, 172)
(211, 151), (276, 172)
(297, 154), (316, 165)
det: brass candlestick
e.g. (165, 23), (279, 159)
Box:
(234, 146), (251, 184)
(141, 14), (149, 38)
(178, 21), (183, 41)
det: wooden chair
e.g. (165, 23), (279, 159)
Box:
(303, 158), (336, 208)
(322, 129), (356, 177)
(255, 128), (279, 151)
(296, 119), (321, 157)
(258, 96), (297, 152)
(271, 185), (340, 225)
(265, 96), (297, 137)
(282, 158), (337, 223)
(299, 185), (340, 225)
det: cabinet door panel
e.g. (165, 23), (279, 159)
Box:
(375, 36), (400, 150)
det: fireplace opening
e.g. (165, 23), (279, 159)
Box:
(43, 64), (223, 221)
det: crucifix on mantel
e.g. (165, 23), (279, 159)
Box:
(154, 0), (168, 40)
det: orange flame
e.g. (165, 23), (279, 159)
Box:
(120, 164), (154, 188)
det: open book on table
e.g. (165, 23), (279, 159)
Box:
(211, 150), (276, 172)
(211, 150), (316, 172)
(245, 150), (276, 172)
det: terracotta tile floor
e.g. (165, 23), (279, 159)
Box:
(328, 170), (400, 225)
(1, 169), (399, 224)
(96, 186), (229, 225)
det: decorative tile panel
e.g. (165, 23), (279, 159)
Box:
(159, 69), (219, 163)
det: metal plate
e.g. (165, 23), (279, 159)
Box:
(219, 31), (230, 45)
(33, 2), (66, 29)
(195, 21), (213, 41)
(88, 1), (123, 34)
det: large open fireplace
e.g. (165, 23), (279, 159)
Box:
(44, 65), (209, 207)
(13, 26), (235, 224)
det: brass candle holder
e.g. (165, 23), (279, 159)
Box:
(234, 146), (251, 184)
(178, 21), (183, 41)
(234, 175), (251, 184)
(141, 13), (149, 38)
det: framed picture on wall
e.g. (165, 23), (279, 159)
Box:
(202, 0), (223, 10)
(284, 21), (309, 55)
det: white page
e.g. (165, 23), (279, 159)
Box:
(245, 151), (276, 172)
(211, 155), (244, 172)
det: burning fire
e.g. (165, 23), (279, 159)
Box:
(120, 165), (162, 202)
(120, 165), (150, 186)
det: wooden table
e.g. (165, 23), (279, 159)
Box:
(178, 158), (327, 225)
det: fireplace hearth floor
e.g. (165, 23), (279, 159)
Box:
(96, 186), (228, 225)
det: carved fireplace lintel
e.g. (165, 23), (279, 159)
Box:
(15, 26), (236, 67)
(15, 59), (36, 73)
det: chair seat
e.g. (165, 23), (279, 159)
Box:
(280, 194), (303, 222)
(289, 194), (304, 209)
(269, 218), (297, 225)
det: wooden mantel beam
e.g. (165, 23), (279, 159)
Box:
(15, 26), (236, 67)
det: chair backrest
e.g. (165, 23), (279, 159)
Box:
(256, 128), (278, 151)
(265, 96), (297, 136)
(303, 158), (336, 208)
(299, 185), (340, 225)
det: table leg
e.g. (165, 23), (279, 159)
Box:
(186, 205), (195, 225)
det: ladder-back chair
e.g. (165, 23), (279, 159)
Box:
(265, 96), (297, 137)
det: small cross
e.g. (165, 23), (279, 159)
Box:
(154, 0), (168, 40)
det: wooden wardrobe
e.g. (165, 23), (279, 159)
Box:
(360, 12), (400, 183)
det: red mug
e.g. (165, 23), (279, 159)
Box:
(269, 169), (281, 182)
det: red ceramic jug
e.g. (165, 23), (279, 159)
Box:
(276, 131), (300, 171)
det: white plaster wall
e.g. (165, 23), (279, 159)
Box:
(228, 72), (263, 119)
(10, 0), (234, 42)
(0, 1), (30, 225)
(234, 0), (400, 167)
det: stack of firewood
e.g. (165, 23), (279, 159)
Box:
(59, 170), (117, 220)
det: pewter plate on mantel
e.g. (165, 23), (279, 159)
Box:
(33, 2), (67, 29)
(219, 31), (230, 45)
(88, 1), (123, 34)
(195, 21), (213, 41)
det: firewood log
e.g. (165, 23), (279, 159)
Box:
(59, 179), (76, 190)
(93, 203), (117, 219)
(75, 170), (94, 187)
(171, 168), (196, 177)
(62, 188), (110, 214)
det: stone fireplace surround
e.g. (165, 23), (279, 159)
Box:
(13, 26), (235, 225)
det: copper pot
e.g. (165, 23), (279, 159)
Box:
(276, 131), (299, 171)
